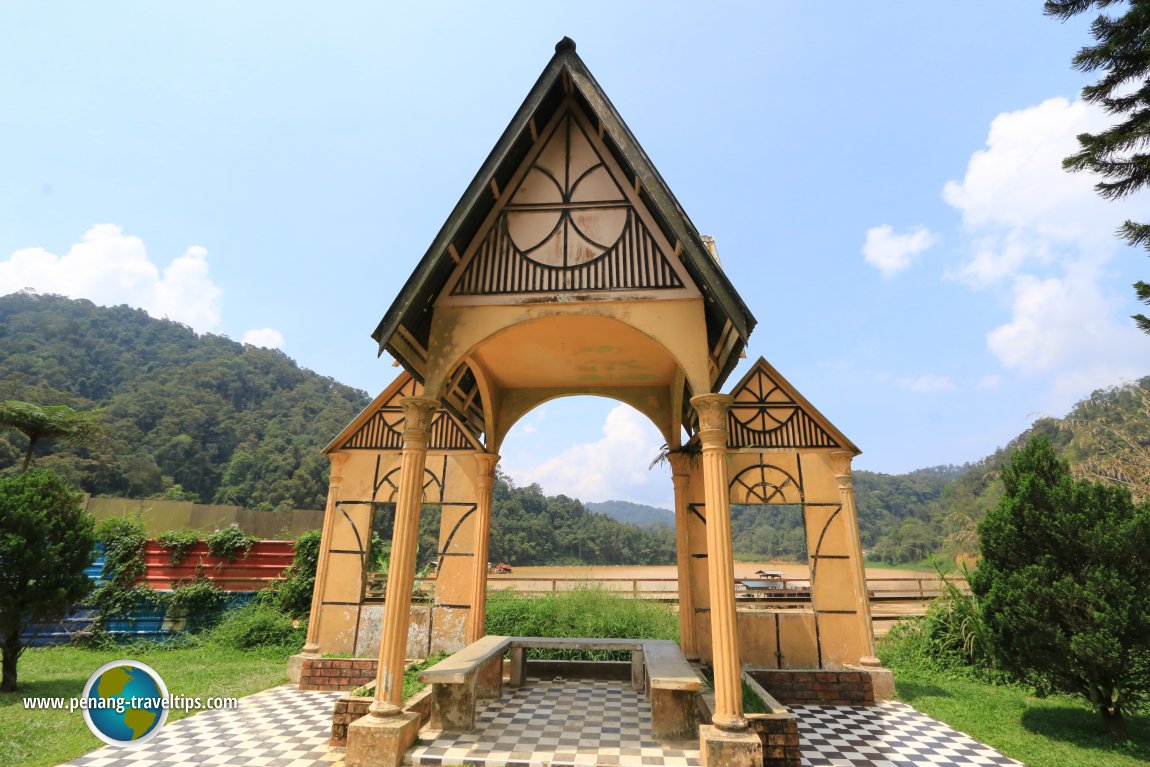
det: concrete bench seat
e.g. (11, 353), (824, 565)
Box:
(643, 639), (703, 740)
(417, 635), (510, 731)
(506, 636), (646, 688)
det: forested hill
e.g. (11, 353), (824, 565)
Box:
(487, 478), (675, 566)
(0, 293), (678, 567)
(851, 377), (1150, 564)
(0, 292), (370, 509)
(4, 293), (1146, 567)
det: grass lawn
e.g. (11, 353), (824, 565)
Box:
(0, 643), (294, 767)
(892, 667), (1150, 767)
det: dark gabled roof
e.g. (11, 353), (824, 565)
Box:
(372, 37), (756, 390)
(324, 370), (483, 454)
(726, 357), (861, 455)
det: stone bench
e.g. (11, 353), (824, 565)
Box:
(506, 636), (646, 689)
(419, 635), (703, 741)
(643, 639), (703, 740)
(417, 634), (510, 731)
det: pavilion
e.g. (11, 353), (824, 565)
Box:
(295, 38), (888, 767)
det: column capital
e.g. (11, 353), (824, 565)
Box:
(328, 452), (349, 484)
(830, 450), (854, 489)
(400, 396), (440, 434)
(473, 452), (500, 491)
(690, 393), (733, 448)
(473, 452), (500, 474)
(666, 450), (695, 480)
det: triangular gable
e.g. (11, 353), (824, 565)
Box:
(441, 104), (693, 299)
(725, 357), (860, 454)
(325, 371), (482, 453)
(372, 38), (756, 390)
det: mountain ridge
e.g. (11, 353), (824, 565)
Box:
(4, 292), (1144, 566)
(585, 500), (674, 528)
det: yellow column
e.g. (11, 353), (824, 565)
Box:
(668, 453), (698, 659)
(369, 396), (438, 716)
(691, 393), (746, 732)
(466, 453), (500, 644)
(302, 452), (347, 655)
(830, 450), (879, 663)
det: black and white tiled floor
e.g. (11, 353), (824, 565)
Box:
(59, 685), (343, 767)
(56, 682), (1023, 767)
(791, 702), (1023, 767)
(407, 677), (698, 767)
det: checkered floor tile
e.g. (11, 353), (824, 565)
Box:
(54, 683), (1023, 767)
(59, 685), (343, 767)
(407, 677), (700, 767)
(791, 701), (1023, 767)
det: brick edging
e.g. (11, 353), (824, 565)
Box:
(747, 669), (875, 706)
(298, 657), (378, 691)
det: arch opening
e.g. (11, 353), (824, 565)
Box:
(498, 395), (674, 515)
(431, 313), (697, 452)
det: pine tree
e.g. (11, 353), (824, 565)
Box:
(971, 436), (1150, 738)
(1045, 1), (1150, 330)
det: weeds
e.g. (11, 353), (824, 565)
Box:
(484, 585), (678, 660)
(879, 564), (1001, 681)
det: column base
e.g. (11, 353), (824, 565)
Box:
(700, 723), (763, 767)
(287, 651), (319, 685)
(345, 711), (421, 767)
(850, 661), (895, 701)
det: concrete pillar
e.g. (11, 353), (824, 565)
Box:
(369, 396), (438, 716)
(691, 393), (746, 732)
(668, 452), (698, 660)
(830, 450), (879, 664)
(466, 452), (500, 644)
(301, 453), (347, 655)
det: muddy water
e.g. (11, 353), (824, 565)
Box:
(488, 562), (928, 586)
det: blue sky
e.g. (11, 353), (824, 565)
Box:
(3, 3), (1148, 509)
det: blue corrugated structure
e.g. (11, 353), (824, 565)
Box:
(21, 543), (260, 646)
(86, 542), (106, 580)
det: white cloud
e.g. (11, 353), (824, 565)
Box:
(0, 224), (222, 332)
(902, 375), (957, 393)
(943, 98), (1125, 255)
(985, 264), (1145, 398)
(862, 224), (938, 277)
(943, 96), (1150, 405)
(242, 327), (285, 349)
(975, 374), (1001, 390)
(509, 405), (667, 505)
(518, 408), (546, 435)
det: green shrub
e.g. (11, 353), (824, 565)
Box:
(90, 517), (148, 623)
(878, 570), (1001, 681)
(156, 529), (201, 565)
(209, 603), (303, 650)
(369, 531), (390, 572)
(164, 577), (227, 628)
(0, 469), (96, 691)
(205, 523), (256, 561)
(257, 529), (321, 618)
